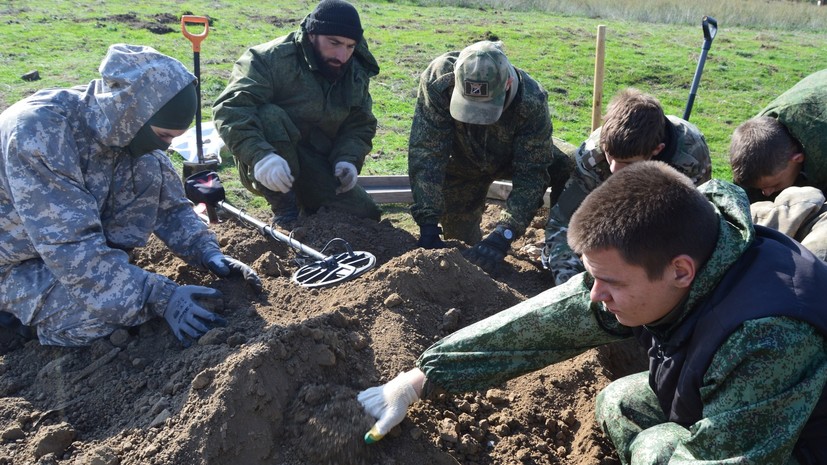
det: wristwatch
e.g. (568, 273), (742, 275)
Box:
(496, 225), (514, 241)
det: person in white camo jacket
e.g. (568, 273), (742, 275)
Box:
(0, 44), (261, 348)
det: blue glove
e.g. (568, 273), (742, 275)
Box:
(204, 252), (263, 293)
(163, 285), (227, 347)
(416, 224), (446, 249)
(462, 225), (513, 274)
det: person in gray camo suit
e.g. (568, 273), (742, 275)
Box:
(0, 44), (261, 348)
(358, 161), (827, 464)
(729, 68), (827, 261)
(213, 0), (381, 229)
(408, 40), (571, 275)
(542, 88), (711, 286)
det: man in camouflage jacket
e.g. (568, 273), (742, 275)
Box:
(0, 44), (260, 347)
(409, 40), (569, 274)
(213, 0), (381, 227)
(729, 68), (827, 261)
(543, 88), (710, 286)
(359, 162), (826, 464)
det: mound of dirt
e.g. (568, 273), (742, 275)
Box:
(0, 204), (646, 465)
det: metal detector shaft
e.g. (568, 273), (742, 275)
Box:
(216, 200), (327, 261)
(683, 16), (718, 121)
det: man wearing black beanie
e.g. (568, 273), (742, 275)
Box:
(214, 0), (381, 228)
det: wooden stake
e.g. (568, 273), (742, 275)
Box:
(591, 25), (607, 132)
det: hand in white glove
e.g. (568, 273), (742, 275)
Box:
(334, 161), (358, 194)
(357, 368), (426, 444)
(254, 153), (293, 193)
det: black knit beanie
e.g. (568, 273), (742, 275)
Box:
(305, 0), (363, 42)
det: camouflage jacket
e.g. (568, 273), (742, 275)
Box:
(418, 179), (827, 464)
(748, 68), (827, 202)
(544, 116), (710, 285)
(213, 20), (379, 195)
(408, 51), (554, 237)
(0, 44), (220, 322)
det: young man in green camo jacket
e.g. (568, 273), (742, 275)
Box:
(359, 161), (826, 465)
(542, 88), (710, 286)
(408, 40), (571, 275)
(729, 68), (827, 261)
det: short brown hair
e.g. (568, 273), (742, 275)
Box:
(600, 88), (667, 159)
(728, 116), (802, 186)
(568, 161), (718, 279)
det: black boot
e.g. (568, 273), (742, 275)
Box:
(264, 190), (299, 229)
(0, 311), (36, 353)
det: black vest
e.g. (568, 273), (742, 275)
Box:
(635, 226), (827, 463)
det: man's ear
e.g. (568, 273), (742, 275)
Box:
(670, 254), (696, 288)
(649, 142), (666, 158)
(791, 152), (805, 164)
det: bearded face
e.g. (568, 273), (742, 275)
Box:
(309, 34), (356, 81)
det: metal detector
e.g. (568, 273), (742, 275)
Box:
(184, 171), (376, 288)
(683, 16), (718, 121)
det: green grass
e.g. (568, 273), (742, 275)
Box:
(2, 0), (827, 202)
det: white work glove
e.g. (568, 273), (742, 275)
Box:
(254, 153), (293, 193)
(334, 161), (358, 194)
(357, 368), (425, 444)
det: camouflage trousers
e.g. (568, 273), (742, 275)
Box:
(254, 103), (381, 222)
(596, 371), (681, 465)
(0, 258), (158, 347)
(751, 186), (827, 261)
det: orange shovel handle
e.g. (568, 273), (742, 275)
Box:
(181, 15), (209, 53)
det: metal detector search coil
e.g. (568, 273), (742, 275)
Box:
(184, 171), (376, 288)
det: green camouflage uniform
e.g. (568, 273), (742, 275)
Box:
(408, 50), (567, 244)
(213, 19), (381, 220)
(418, 180), (827, 464)
(747, 69), (827, 261)
(544, 116), (710, 285)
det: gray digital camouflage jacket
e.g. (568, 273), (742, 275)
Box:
(0, 44), (220, 336)
(544, 116), (710, 285)
(407, 50), (555, 237)
(213, 21), (379, 196)
(418, 179), (826, 464)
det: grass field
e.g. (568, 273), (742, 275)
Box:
(2, 0), (826, 208)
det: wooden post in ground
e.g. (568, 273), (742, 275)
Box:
(591, 25), (607, 132)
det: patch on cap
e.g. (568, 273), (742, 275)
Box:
(450, 40), (511, 125)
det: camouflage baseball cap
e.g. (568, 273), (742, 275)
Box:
(450, 41), (512, 125)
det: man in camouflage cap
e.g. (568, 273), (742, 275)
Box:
(729, 68), (827, 261)
(213, 0), (381, 228)
(408, 40), (570, 275)
(0, 44), (261, 348)
(358, 161), (827, 464)
(542, 88), (711, 286)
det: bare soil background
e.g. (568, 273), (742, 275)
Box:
(0, 203), (647, 465)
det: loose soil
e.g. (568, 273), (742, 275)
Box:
(0, 202), (647, 465)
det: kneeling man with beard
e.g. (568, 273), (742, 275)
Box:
(214, 0), (382, 228)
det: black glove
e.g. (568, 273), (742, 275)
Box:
(416, 224), (447, 249)
(462, 225), (514, 274)
(163, 285), (228, 347)
(204, 252), (263, 293)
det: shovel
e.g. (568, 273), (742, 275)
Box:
(683, 16), (718, 121)
(184, 170), (376, 288)
(181, 15), (220, 222)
